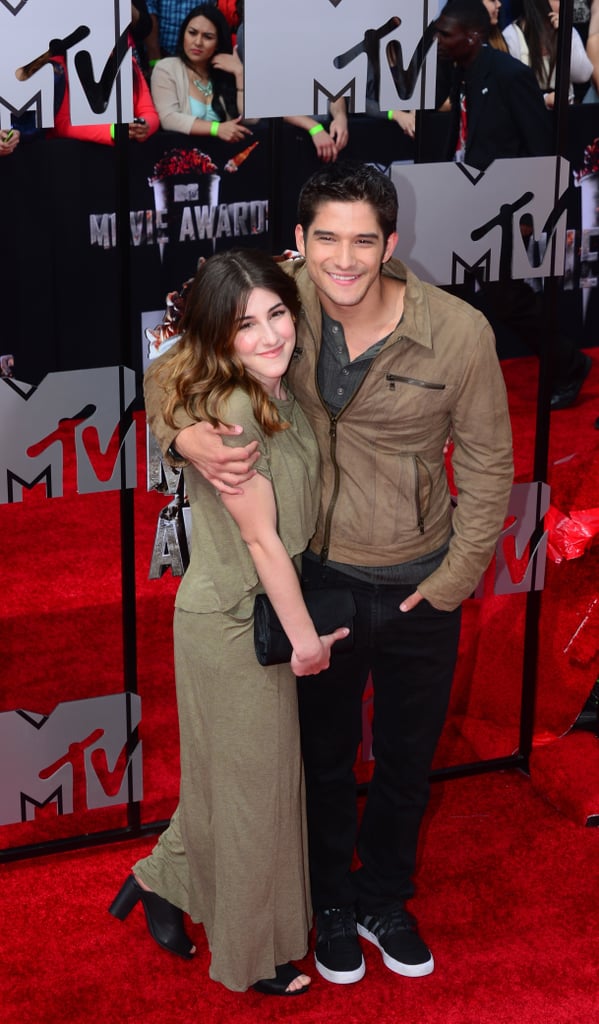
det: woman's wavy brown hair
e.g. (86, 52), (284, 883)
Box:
(156, 249), (300, 435)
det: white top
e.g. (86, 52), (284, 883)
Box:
(503, 21), (593, 100)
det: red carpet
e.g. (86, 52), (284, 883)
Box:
(1, 352), (599, 1020)
(2, 771), (598, 1024)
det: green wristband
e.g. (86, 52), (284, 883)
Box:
(387, 109), (395, 120)
(149, 59), (159, 68)
(309, 123), (325, 136)
(210, 121), (220, 137)
(110, 123), (115, 140)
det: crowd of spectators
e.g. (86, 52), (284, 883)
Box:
(1, 1), (595, 409)
(2, 1), (597, 158)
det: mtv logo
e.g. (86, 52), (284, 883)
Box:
(472, 481), (551, 598)
(391, 157), (570, 287)
(0, 366), (137, 504)
(0, 693), (142, 826)
(173, 183), (199, 202)
(494, 481), (550, 595)
(0, 0), (133, 129)
(244, 0), (439, 117)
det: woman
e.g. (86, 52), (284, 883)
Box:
(503, 0), (593, 105)
(482, 0), (510, 50)
(110, 249), (348, 995)
(150, 3), (252, 143)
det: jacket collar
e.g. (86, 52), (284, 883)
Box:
(293, 256), (434, 352)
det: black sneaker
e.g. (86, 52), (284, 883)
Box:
(314, 907), (366, 984)
(357, 904), (434, 977)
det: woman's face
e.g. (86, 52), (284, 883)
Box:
(183, 15), (219, 65)
(233, 288), (296, 395)
(482, 0), (502, 25)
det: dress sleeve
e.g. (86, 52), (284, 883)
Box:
(220, 391), (272, 481)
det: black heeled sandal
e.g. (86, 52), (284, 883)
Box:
(252, 963), (311, 996)
(109, 874), (195, 960)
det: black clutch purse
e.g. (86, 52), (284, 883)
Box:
(254, 588), (356, 666)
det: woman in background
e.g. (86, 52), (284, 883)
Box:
(483, 0), (510, 49)
(503, 0), (593, 105)
(150, 3), (252, 143)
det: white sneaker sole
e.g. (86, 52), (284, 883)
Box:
(356, 923), (434, 977)
(314, 953), (366, 985)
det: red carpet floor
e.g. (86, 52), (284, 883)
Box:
(2, 770), (598, 1024)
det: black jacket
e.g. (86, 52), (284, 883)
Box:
(445, 45), (553, 171)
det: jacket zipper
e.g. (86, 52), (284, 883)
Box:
(306, 324), (431, 561)
(412, 455), (425, 534)
(312, 330), (376, 563)
(385, 373), (445, 390)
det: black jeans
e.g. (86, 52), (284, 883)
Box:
(299, 556), (462, 914)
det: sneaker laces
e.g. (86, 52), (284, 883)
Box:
(318, 906), (357, 942)
(375, 903), (417, 935)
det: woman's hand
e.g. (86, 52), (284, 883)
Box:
(291, 627), (350, 677)
(328, 98), (349, 151)
(311, 127), (338, 163)
(128, 118), (150, 142)
(211, 48), (243, 79)
(392, 109), (416, 138)
(0, 128), (20, 156)
(174, 421), (260, 493)
(217, 117), (253, 143)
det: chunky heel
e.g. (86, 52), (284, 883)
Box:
(108, 874), (140, 921)
(108, 874), (195, 960)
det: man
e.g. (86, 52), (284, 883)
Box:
(436, 0), (553, 168)
(436, 0), (592, 410)
(144, 161), (514, 984)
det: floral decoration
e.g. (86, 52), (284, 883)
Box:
(149, 148), (218, 184)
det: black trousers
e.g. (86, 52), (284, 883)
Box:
(298, 556), (462, 914)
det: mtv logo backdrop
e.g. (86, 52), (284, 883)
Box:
(0, 0), (133, 129)
(0, 367), (137, 503)
(0, 694), (142, 825)
(391, 157), (570, 286)
(243, 0), (441, 117)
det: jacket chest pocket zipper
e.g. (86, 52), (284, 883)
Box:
(386, 374), (446, 392)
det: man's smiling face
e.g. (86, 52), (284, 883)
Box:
(295, 199), (397, 313)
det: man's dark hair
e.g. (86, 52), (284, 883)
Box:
(297, 161), (398, 242)
(439, 0), (491, 37)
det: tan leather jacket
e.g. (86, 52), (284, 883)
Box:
(144, 256), (513, 612)
(283, 257), (513, 611)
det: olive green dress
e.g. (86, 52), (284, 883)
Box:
(134, 387), (320, 992)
